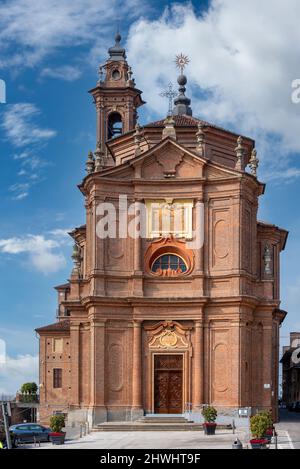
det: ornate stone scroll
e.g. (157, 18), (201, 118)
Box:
(146, 321), (190, 349)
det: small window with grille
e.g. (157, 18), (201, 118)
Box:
(53, 368), (62, 389)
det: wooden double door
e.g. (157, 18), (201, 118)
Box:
(154, 354), (183, 414)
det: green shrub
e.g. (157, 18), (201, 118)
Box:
(258, 410), (273, 428)
(201, 405), (217, 423)
(250, 411), (272, 438)
(50, 414), (65, 433)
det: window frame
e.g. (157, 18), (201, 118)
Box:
(53, 368), (62, 389)
(151, 253), (188, 274)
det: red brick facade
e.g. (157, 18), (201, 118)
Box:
(36, 35), (288, 426)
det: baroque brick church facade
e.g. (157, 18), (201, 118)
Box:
(36, 34), (288, 425)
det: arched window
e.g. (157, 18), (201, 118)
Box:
(151, 254), (187, 276)
(107, 112), (122, 140)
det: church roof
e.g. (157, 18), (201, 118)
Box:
(144, 114), (253, 142)
(35, 320), (70, 334)
(145, 115), (201, 127)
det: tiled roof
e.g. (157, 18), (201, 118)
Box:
(144, 114), (253, 141)
(35, 320), (70, 333)
(145, 115), (205, 127)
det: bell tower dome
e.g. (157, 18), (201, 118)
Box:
(89, 32), (145, 163)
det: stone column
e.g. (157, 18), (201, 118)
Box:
(70, 323), (80, 406)
(133, 199), (143, 296)
(193, 320), (204, 410)
(262, 322), (273, 408)
(92, 196), (105, 295)
(96, 101), (105, 149)
(131, 321), (143, 420)
(133, 199), (142, 273)
(89, 318), (107, 423)
(230, 319), (241, 407)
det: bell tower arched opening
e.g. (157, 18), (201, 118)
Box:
(107, 112), (123, 140)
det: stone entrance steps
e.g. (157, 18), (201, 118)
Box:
(94, 414), (233, 432)
(139, 416), (191, 424)
(95, 422), (203, 431)
(95, 416), (202, 432)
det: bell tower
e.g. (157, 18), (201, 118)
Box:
(89, 32), (145, 163)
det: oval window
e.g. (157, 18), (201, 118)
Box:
(112, 69), (121, 80)
(151, 254), (187, 276)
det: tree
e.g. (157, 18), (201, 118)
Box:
(20, 382), (38, 395)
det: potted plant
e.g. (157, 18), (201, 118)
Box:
(260, 411), (273, 442)
(202, 406), (217, 435)
(49, 415), (66, 445)
(250, 411), (271, 449)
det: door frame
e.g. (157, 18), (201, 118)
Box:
(151, 351), (189, 414)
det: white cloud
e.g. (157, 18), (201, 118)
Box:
(0, 354), (38, 396)
(13, 192), (29, 201)
(40, 65), (82, 81)
(264, 167), (300, 184)
(126, 0), (300, 180)
(1, 104), (56, 198)
(13, 151), (31, 160)
(1, 103), (56, 148)
(0, 234), (68, 274)
(49, 228), (72, 240)
(0, 0), (144, 70)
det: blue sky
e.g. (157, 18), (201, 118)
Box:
(0, 0), (300, 393)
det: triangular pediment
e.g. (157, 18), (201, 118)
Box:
(134, 138), (207, 179)
(133, 137), (240, 180)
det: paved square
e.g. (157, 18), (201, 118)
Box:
(24, 429), (248, 450)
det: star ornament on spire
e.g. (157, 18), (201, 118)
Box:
(175, 53), (190, 74)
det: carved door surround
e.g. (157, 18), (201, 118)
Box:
(144, 321), (192, 414)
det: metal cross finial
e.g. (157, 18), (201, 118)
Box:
(160, 82), (177, 116)
(175, 53), (190, 74)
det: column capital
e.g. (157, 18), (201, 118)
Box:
(90, 319), (106, 327)
(133, 319), (143, 327)
(194, 319), (203, 326)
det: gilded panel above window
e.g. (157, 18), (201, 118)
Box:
(146, 199), (193, 239)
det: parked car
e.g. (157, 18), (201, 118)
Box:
(9, 423), (51, 446)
